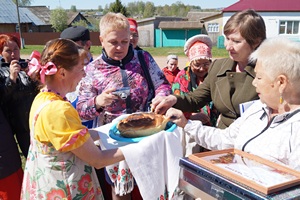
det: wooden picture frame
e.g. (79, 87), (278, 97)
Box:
(188, 148), (300, 195)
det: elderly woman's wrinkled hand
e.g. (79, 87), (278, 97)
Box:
(165, 107), (188, 128)
(151, 95), (177, 115)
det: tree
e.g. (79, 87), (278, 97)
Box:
(109, 0), (129, 17)
(143, 2), (155, 18)
(126, 1), (145, 18)
(98, 5), (103, 11)
(126, 2), (136, 16)
(137, 1), (146, 14)
(72, 20), (89, 28)
(86, 17), (100, 32)
(70, 5), (77, 12)
(50, 8), (68, 32)
(13, 0), (31, 6)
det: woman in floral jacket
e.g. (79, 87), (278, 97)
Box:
(76, 12), (171, 200)
(76, 13), (171, 126)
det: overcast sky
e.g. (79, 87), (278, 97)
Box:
(31, 0), (239, 10)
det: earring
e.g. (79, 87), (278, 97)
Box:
(279, 94), (283, 104)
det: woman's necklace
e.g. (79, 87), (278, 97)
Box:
(41, 89), (68, 101)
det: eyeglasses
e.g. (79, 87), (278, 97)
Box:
(191, 62), (211, 69)
(130, 33), (139, 38)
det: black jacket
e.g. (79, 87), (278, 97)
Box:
(0, 100), (22, 179)
(0, 59), (39, 157)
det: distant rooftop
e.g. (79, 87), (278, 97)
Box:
(223, 0), (300, 12)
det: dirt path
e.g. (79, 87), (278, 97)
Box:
(153, 56), (188, 70)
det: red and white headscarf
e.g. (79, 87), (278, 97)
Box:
(184, 34), (212, 62)
(128, 18), (138, 33)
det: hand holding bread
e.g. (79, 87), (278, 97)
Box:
(117, 112), (170, 138)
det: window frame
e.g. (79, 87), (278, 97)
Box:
(207, 23), (220, 33)
(279, 20), (299, 35)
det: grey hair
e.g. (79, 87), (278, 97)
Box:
(249, 37), (300, 82)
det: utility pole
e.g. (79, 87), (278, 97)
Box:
(15, 0), (24, 49)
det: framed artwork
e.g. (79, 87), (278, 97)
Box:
(188, 149), (300, 195)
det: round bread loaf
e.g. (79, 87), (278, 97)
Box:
(117, 112), (169, 138)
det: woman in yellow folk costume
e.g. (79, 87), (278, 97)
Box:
(20, 39), (126, 199)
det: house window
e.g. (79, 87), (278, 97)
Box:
(207, 23), (219, 33)
(279, 21), (299, 34)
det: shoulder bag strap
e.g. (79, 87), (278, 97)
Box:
(137, 50), (155, 111)
(120, 69), (132, 114)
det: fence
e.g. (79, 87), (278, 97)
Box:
(20, 32), (101, 46)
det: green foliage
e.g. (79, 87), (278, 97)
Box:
(127, 1), (144, 17)
(13, 0), (31, 6)
(72, 19), (89, 28)
(98, 5), (103, 11)
(109, 0), (129, 17)
(21, 45), (228, 58)
(86, 17), (100, 32)
(70, 5), (77, 12)
(122, 1), (201, 18)
(143, 2), (155, 18)
(50, 8), (68, 32)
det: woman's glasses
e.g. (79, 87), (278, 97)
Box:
(130, 33), (139, 39)
(191, 61), (211, 69)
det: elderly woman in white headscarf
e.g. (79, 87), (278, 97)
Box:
(166, 37), (300, 171)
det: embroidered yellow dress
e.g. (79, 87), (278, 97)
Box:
(20, 91), (103, 200)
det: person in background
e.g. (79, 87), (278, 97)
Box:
(60, 26), (93, 62)
(166, 36), (300, 171)
(60, 26), (96, 128)
(152, 9), (266, 129)
(172, 34), (218, 126)
(77, 12), (171, 200)
(128, 18), (142, 50)
(0, 34), (39, 158)
(20, 38), (126, 199)
(162, 54), (180, 85)
(0, 105), (23, 200)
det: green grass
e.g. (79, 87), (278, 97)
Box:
(21, 45), (228, 58)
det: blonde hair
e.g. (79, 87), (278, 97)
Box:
(99, 12), (130, 37)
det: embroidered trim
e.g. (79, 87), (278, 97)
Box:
(60, 128), (88, 150)
(41, 89), (68, 101)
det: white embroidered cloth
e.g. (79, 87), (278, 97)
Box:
(92, 122), (183, 199)
(120, 128), (183, 199)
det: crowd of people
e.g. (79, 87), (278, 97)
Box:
(1, 8), (300, 200)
